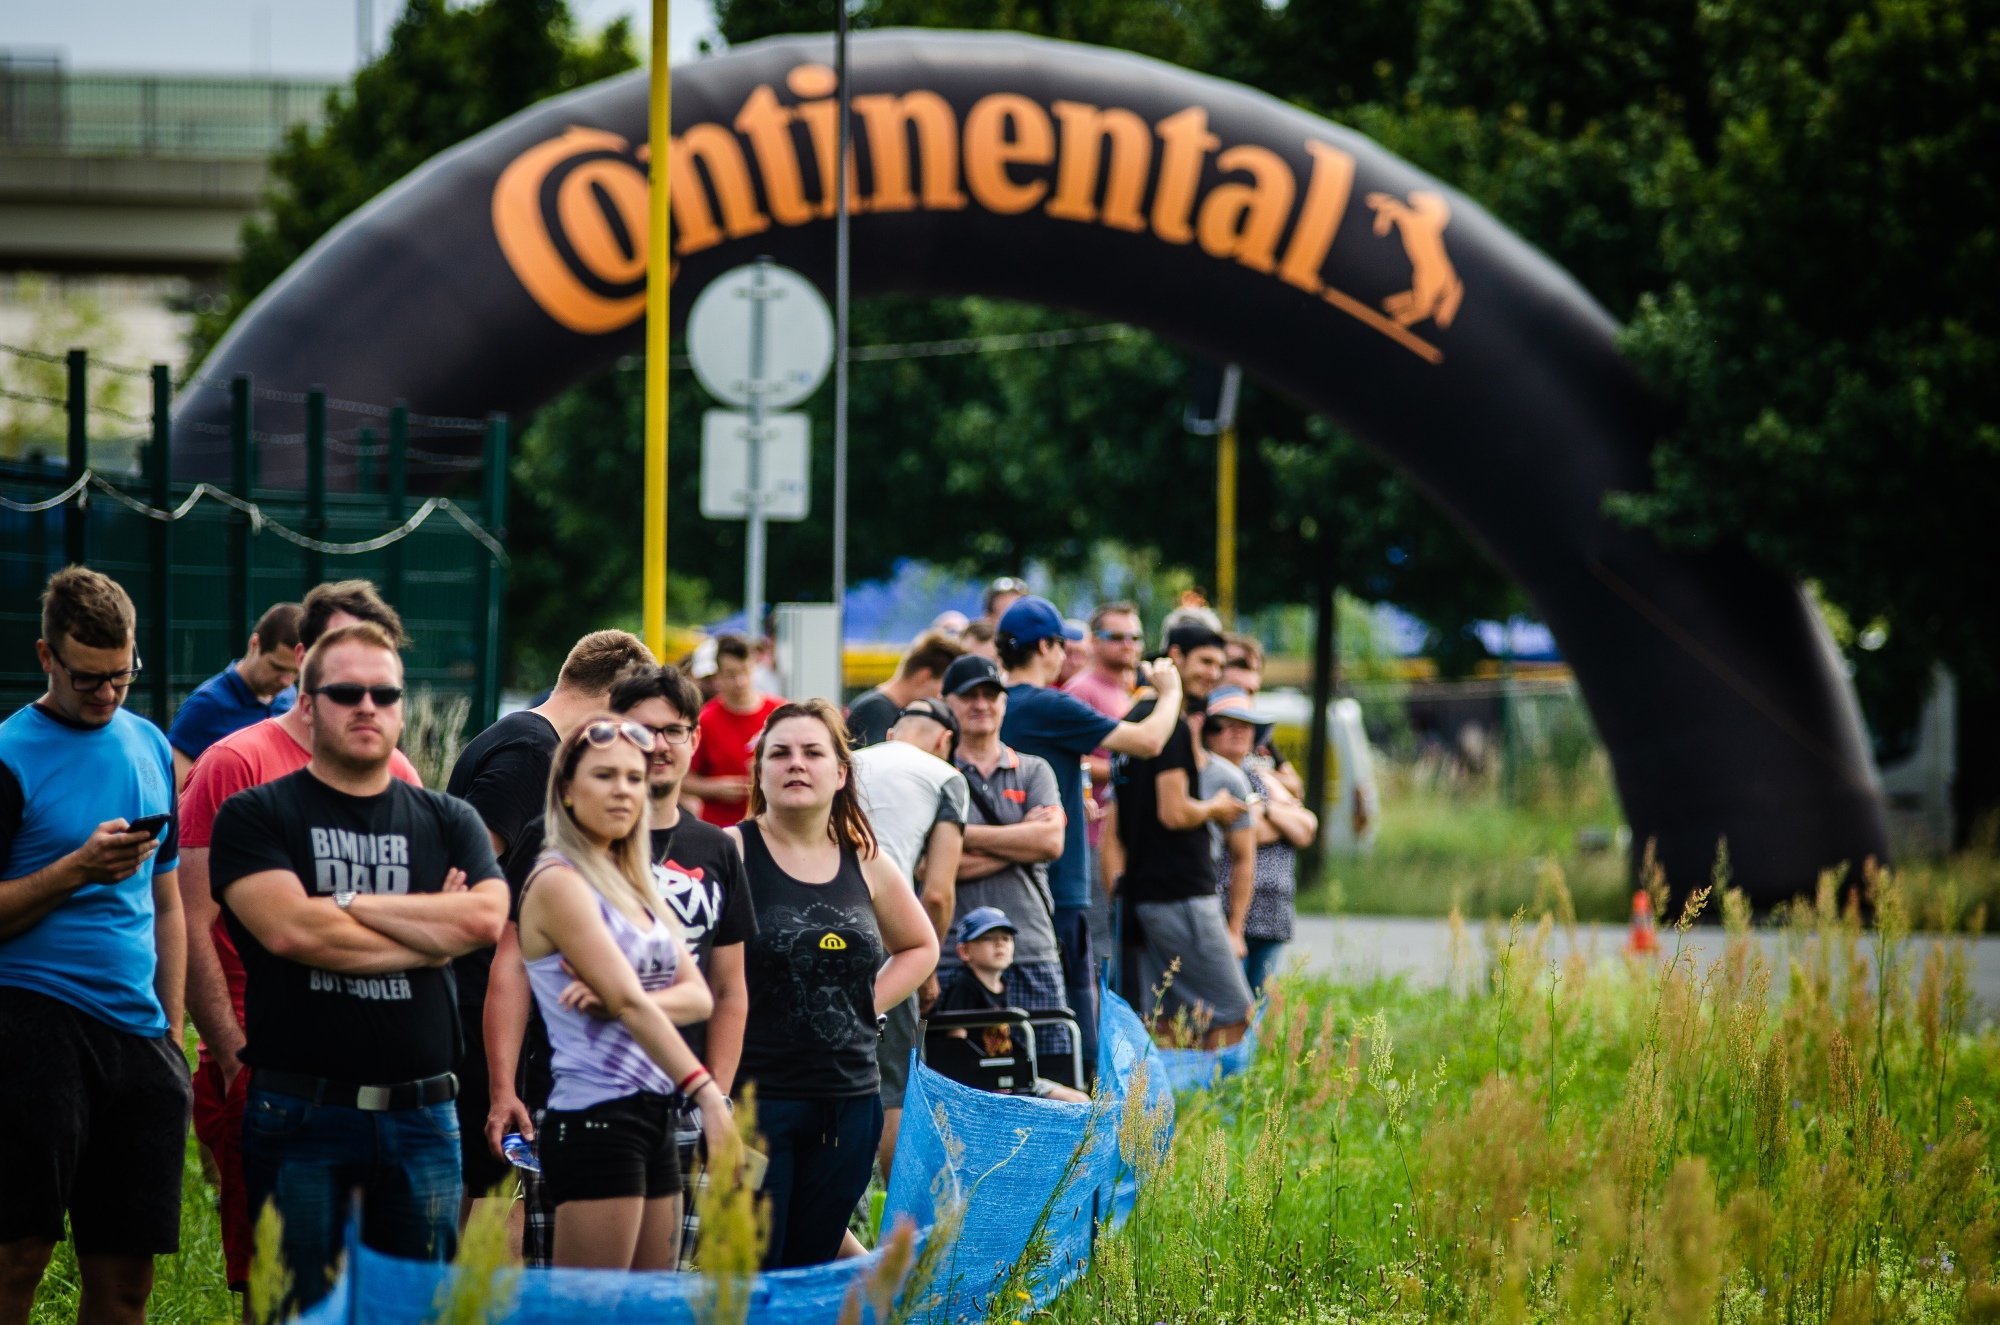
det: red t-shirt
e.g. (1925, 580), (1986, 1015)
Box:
(689, 694), (782, 827)
(181, 715), (423, 1062)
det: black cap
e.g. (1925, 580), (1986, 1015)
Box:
(1164, 621), (1228, 657)
(896, 696), (960, 743)
(941, 653), (1006, 696)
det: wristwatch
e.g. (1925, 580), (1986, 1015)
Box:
(334, 890), (356, 911)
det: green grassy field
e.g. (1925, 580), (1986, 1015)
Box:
(1046, 877), (2000, 1323)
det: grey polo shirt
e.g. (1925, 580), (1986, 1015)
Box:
(949, 744), (1062, 968)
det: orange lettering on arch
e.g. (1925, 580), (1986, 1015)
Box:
(964, 94), (1054, 215)
(492, 126), (647, 335)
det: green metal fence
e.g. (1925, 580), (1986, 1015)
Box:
(0, 352), (508, 735)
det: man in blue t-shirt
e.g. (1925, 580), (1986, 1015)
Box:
(167, 600), (302, 789)
(992, 597), (1183, 1076)
(0, 567), (191, 1322)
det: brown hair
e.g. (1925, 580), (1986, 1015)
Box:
(41, 566), (135, 650)
(1223, 632), (1264, 670)
(897, 628), (964, 681)
(301, 621), (402, 693)
(748, 699), (877, 859)
(544, 714), (680, 941)
(961, 621), (997, 647)
(253, 602), (303, 653)
(607, 663), (702, 722)
(713, 633), (753, 665)
(555, 630), (656, 695)
(301, 580), (409, 649)
(1089, 600), (1140, 632)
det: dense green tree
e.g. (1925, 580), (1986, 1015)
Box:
(193, 0), (635, 358)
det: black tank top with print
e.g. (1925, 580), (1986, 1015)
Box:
(736, 821), (885, 1099)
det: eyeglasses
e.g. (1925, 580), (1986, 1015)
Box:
(637, 722), (694, 746)
(49, 645), (144, 693)
(582, 719), (656, 753)
(988, 576), (1029, 593)
(1095, 631), (1143, 644)
(311, 683), (404, 707)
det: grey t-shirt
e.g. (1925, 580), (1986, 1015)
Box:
(1199, 754), (1254, 880)
(950, 746), (1063, 967)
(852, 740), (968, 886)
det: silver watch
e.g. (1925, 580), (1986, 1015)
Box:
(334, 890), (356, 911)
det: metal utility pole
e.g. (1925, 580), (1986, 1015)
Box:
(830, 3), (853, 671)
(742, 257), (775, 633)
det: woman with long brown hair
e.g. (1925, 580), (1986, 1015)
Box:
(517, 716), (740, 1269)
(726, 699), (937, 1268)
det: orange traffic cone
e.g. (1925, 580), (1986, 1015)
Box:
(1625, 890), (1659, 955)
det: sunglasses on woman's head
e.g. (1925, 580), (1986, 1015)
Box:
(311, 683), (404, 707)
(581, 719), (656, 753)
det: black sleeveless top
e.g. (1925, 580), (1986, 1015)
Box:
(736, 821), (886, 1099)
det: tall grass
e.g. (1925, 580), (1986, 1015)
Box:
(1049, 868), (2000, 1323)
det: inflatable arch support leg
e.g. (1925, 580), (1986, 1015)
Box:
(175, 30), (1888, 902)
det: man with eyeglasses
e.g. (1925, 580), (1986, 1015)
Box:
(209, 622), (506, 1314)
(485, 665), (753, 1268)
(981, 575), (1029, 626)
(0, 567), (188, 1325)
(176, 578), (420, 1304)
(1063, 602), (1147, 960)
(444, 629), (653, 1247)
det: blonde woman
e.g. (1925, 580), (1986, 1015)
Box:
(728, 699), (938, 1268)
(518, 716), (739, 1269)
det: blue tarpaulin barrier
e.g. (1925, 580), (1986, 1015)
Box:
(293, 986), (1246, 1324)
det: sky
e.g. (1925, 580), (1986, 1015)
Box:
(2, 0), (721, 77)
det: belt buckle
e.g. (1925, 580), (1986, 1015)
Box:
(356, 1084), (394, 1111)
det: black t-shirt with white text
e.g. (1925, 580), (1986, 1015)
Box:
(211, 769), (502, 1083)
(1110, 698), (1214, 903)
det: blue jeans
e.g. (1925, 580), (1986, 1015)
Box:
(240, 1086), (462, 1311)
(1053, 904), (1099, 1083)
(757, 1094), (883, 1269)
(1243, 938), (1287, 997)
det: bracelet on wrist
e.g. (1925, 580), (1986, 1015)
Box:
(677, 1066), (712, 1096)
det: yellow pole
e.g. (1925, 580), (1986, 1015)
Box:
(1217, 419), (1238, 625)
(642, 0), (671, 659)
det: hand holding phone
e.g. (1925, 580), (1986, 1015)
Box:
(127, 813), (172, 840)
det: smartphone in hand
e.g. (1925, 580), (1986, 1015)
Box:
(127, 813), (172, 840)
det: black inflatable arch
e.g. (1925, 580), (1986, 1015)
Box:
(175, 29), (1887, 900)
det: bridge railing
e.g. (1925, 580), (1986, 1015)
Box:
(0, 64), (339, 159)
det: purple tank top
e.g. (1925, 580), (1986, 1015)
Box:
(525, 856), (682, 1111)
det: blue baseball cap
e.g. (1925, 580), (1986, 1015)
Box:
(954, 906), (1017, 945)
(996, 595), (1084, 650)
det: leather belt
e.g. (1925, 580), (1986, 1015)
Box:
(257, 1069), (459, 1112)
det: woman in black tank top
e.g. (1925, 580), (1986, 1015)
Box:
(726, 700), (938, 1269)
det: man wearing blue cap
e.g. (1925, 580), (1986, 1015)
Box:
(994, 595), (1184, 1075)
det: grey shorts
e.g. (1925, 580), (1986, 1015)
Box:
(875, 993), (920, 1110)
(1133, 895), (1254, 1029)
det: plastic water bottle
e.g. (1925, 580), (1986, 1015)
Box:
(501, 1132), (541, 1174)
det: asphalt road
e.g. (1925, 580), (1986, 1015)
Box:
(1288, 913), (2000, 1015)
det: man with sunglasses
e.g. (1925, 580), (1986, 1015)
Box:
(176, 578), (420, 1304)
(1064, 602), (1147, 961)
(209, 622), (506, 1314)
(485, 665), (753, 1268)
(1, 568), (188, 1325)
(445, 630), (653, 1236)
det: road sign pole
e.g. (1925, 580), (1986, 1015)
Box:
(743, 256), (772, 635)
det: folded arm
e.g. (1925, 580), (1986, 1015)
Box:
(961, 811), (1063, 864)
(223, 870), (440, 974)
(346, 877), (508, 958)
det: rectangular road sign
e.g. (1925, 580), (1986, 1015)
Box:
(699, 410), (810, 521)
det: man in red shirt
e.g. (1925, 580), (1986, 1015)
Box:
(682, 634), (783, 827)
(177, 581), (422, 1301)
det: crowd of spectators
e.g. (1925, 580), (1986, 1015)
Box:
(0, 566), (1306, 1320)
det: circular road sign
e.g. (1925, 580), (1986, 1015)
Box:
(686, 262), (834, 409)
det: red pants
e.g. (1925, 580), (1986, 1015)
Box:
(190, 1059), (253, 1289)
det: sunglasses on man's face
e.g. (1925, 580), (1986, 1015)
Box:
(582, 719), (656, 753)
(1096, 631), (1143, 643)
(311, 683), (404, 708)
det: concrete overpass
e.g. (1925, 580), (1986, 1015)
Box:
(0, 60), (337, 273)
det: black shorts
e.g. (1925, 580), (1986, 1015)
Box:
(540, 1091), (683, 1207)
(0, 986), (191, 1254)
